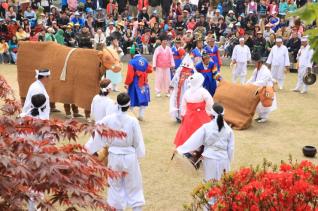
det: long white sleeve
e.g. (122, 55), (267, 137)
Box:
(266, 49), (273, 65)
(203, 89), (214, 115)
(227, 130), (235, 161)
(231, 45), (237, 61)
(177, 126), (205, 154)
(152, 47), (159, 67)
(132, 119), (145, 158)
(247, 46), (252, 62)
(170, 67), (181, 88)
(284, 47), (290, 66)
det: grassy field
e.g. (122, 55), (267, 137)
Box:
(0, 63), (317, 211)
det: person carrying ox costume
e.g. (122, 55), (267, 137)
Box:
(174, 72), (214, 148)
(231, 37), (252, 84)
(292, 36), (314, 94)
(88, 93), (146, 211)
(266, 37), (290, 90)
(195, 51), (222, 96)
(125, 45), (152, 121)
(169, 54), (196, 123)
(204, 36), (222, 72)
(22, 69), (51, 120)
(247, 54), (277, 123)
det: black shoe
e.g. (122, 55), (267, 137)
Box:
(73, 113), (84, 118)
(51, 108), (61, 113)
(176, 118), (181, 123)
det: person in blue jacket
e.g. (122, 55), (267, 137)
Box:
(124, 45), (153, 121)
(195, 52), (222, 96)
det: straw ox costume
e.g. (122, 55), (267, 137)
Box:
(17, 42), (121, 116)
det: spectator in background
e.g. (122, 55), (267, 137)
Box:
(138, 7), (149, 22)
(71, 11), (85, 27)
(129, 0), (138, 17)
(279, 0), (288, 17)
(94, 28), (106, 49)
(55, 29), (65, 45)
(258, 0), (268, 17)
(8, 35), (18, 64)
(161, 0), (172, 18)
(77, 26), (92, 48)
(64, 24), (76, 47)
(247, 0), (257, 14)
(106, 0), (117, 17)
(6, 6), (16, 20)
(0, 37), (9, 64)
(225, 10), (237, 26)
(286, 31), (301, 63)
(16, 26), (28, 41)
(45, 27), (56, 41)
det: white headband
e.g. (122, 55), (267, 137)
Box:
(211, 108), (224, 117)
(35, 69), (50, 79)
(276, 38), (283, 42)
(118, 101), (130, 108)
(100, 83), (112, 92)
(239, 38), (244, 42)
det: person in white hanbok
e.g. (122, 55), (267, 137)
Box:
(22, 69), (51, 120)
(169, 54), (196, 122)
(177, 102), (234, 181)
(292, 37), (314, 94)
(85, 93), (145, 211)
(266, 37), (290, 90)
(247, 56), (277, 123)
(231, 37), (252, 84)
(90, 79), (116, 122)
(20, 93), (48, 211)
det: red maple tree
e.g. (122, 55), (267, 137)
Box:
(0, 75), (126, 210)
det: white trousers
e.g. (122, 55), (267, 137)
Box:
(203, 157), (230, 181)
(131, 106), (146, 118)
(256, 93), (277, 119)
(107, 153), (145, 210)
(294, 66), (308, 92)
(271, 65), (285, 89)
(232, 62), (247, 84)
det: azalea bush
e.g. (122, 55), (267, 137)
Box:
(185, 158), (318, 211)
(0, 75), (126, 210)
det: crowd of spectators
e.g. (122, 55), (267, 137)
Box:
(0, 0), (315, 65)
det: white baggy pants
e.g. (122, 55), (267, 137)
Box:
(294, 66), (308, 92)
(107, 153), (145, 210)
(232, 62), (247, 84)
(271, 65), (285, 89)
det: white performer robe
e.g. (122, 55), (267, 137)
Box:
(169, 66), (195, 119)
(266, 45), (290, 89)
(247, 65), (277, 119)
(295, 45), (314, 92)
(22, 80), (50, 120)
(231, 44), (251, 84)
(87, 111), (145, 210)
(90, 95), (117, 122)
(181, 87), (214, 117)
(177, 119), (234, 181)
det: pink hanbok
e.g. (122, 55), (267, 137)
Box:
(153, 45), (175, 95)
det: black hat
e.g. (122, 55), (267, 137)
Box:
(160, 33), (168, 41)
(202, 51), (210, 58)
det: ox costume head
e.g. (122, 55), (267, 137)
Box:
(98, 48), (122, 73)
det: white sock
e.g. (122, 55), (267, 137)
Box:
(139, 106), (146, 118)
